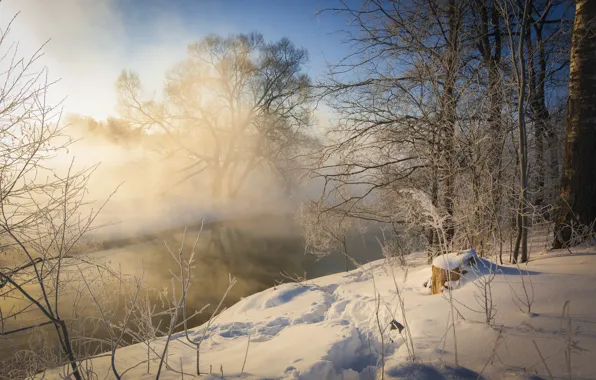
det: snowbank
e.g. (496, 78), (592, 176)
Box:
(44, 246), (596, 379)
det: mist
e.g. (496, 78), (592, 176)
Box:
(0, 2), (386, 373)
(0, 0), (198, 119)
(60, 116), (306, 241)
(0, 1), (328, 240)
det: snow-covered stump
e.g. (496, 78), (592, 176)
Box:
(431, 266), (461, 294)
(431, 249), (477, 294)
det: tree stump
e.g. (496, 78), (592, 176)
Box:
(431, 266), (461, 295)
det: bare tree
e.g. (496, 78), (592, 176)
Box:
(525, 0), (571, 210)
(296, 200), (357, 272)
(312, 0), (518, 259)
(499, 0), (532, 263)
(116, 33), (313, 200)
(305, 0), (574, 267)
(0, 13), (113, 379)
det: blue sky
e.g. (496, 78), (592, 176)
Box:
(115, 0), (352, 77)
(117, 0), (346, 71)
(2, 0), (354, 119)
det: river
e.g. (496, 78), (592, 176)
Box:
(0, 214), (382, 377)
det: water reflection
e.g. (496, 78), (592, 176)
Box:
(0, 214), (382, 375)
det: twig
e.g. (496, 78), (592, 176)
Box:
(532, 340), (554, 380)
(241, 334), (251, 373)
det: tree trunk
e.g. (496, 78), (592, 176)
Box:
(525, 8), (546, 209)
(546, 124), (560, 210)
(554, 0), (596, 248)
(513, 0), (531, 263)
(57, 320), (82, 380)
(526, 4), (552, 212)
(428, 131), (440, 262)
(431, 265), (461, 295)
(532, 107), (547, 209)
(442, 0), (460, 245)
(477, 0), (504, 245)
(534, 24), (551, 210)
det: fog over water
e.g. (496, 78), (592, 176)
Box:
(0, 213), (383, 366)
(0, 105), (381, 365)
(0, 0), (366, 373)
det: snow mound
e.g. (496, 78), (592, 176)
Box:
(432, 249), (477, 271)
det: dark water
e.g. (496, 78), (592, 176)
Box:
(0, 214), (382, 376)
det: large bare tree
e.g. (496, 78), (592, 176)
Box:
(116, 33), (313, 200)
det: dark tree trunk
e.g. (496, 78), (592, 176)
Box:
(476, 0), (503, 242)
(525, 8), (546, 209)
(534, 24), (551, 209)
(546, 123), (560, 210)
(513, 0), (531, 263)
(554, 0), (596, 248)
(526, 2), (553, 212)
(428, 156), (440, 262)
(442, 0), (461, 245)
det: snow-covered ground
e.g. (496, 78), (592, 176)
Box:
(47, 243), (596, 379)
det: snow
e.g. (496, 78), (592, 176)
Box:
(44, 243), (596, 380)
(432, 249), (477, 271)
